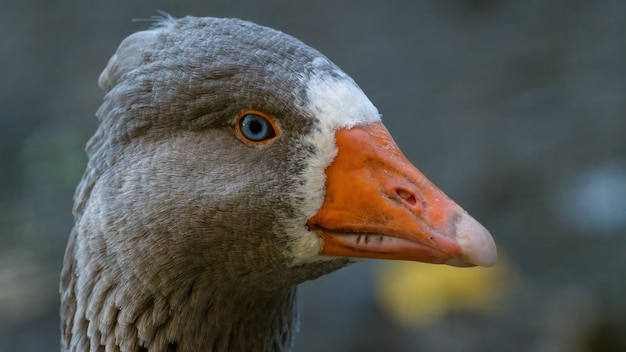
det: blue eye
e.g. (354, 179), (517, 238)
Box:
(237, 112), (278, 143)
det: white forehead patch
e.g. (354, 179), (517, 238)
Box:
(304, 71), (381, 131)
(285, 70), (381, 265)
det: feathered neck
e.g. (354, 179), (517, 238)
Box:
(61, 233), (302, 351)
(61, 220), (348, 352)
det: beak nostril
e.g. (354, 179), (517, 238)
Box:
(396, 188), (417, 206)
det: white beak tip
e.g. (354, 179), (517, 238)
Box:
(454, 212), (498, 267)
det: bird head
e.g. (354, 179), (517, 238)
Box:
(76, 16), (496, 293)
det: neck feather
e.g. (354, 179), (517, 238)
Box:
(61, 236), (300, 352)
(61, 248), (350, 351)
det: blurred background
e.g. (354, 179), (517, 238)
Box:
(1, 0), (625, 351)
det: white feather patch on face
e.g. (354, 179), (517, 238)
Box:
(287, 66), (381, 265)
(305, 61), (381, 130)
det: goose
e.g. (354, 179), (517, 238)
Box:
(60, 15), (497, 352)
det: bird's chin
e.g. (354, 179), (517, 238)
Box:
(287, 256), (353, 283)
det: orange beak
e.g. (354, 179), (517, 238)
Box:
(307, 122), (497, 267)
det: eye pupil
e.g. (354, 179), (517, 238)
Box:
(239, 114), (276, 142)
(248, 119), (263, 134)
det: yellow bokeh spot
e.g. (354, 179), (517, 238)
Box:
(374, 256), (515, 328)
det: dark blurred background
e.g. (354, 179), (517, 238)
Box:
(1, 0), (625, 351)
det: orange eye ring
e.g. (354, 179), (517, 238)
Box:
(235, 110), (281, 145)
